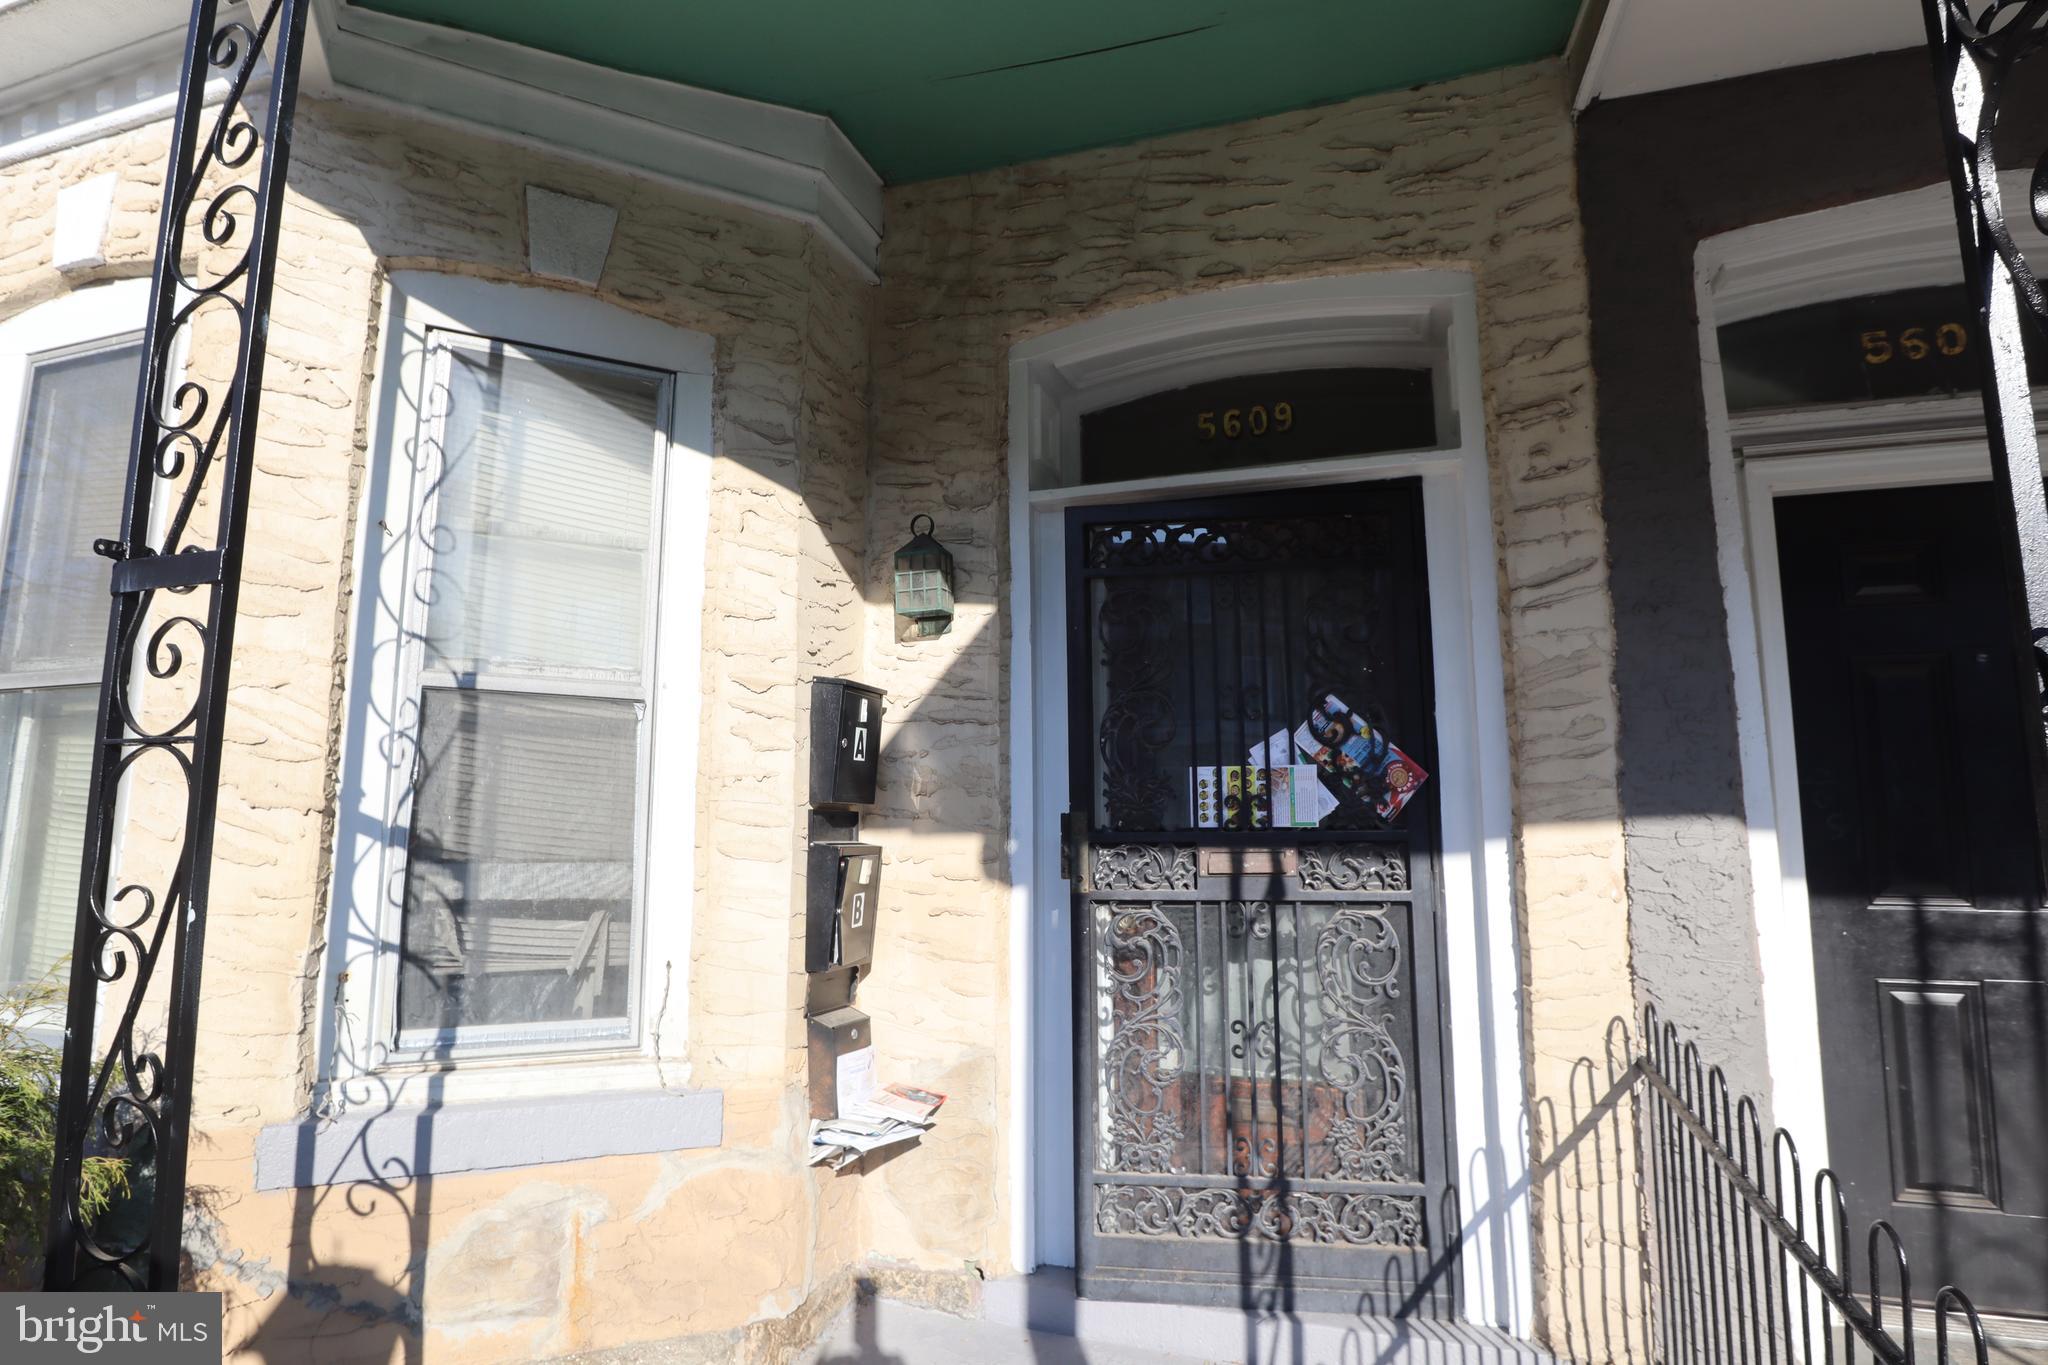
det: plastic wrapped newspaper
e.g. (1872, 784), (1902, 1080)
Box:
(807, 1084), (945, 1170)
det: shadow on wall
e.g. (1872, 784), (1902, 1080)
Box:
(803, 1019), (1658, 1365)
(215, 109), (903, 1353)
(806, 1278), (909, 1365)
(235, 1052), (437, 1363)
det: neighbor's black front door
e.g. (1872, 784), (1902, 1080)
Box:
(1063, 481), (1454, 1315)
(1778, 482), (2048, 1319)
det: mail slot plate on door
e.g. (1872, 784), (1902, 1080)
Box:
(1199, 847), (1298, 877)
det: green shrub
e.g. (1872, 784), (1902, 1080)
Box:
(0, 971), (129, 1286)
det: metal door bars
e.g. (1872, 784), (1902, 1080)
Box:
(42, 0), (309, 1291)
(1921, 1), (2048, 876)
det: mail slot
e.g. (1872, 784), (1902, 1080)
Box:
(1200, 846), (1299, 877)
(806, 841), (882, 974)
(810, 677), (885, 810)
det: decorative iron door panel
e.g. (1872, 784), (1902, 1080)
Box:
(1065, 482), (1454, 1315)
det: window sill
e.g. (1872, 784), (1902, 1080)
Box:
(252, 1086), (721, 1191)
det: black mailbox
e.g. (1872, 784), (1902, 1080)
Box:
(807, 1005), (872, 1119)
(805, 841), (882, 975)
(810, 677), (885, 810)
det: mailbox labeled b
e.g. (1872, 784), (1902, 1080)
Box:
(806, 841), (882, 974)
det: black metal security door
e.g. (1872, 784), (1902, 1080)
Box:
(1777, 483), (2048, 1320)
(1063, 481), (1454, 1315)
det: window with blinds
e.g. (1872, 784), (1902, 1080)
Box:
(391, 335), (668, 1050)
(0, 341), (140, 989)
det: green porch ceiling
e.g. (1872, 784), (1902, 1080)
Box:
(350, 0), (1585, 182)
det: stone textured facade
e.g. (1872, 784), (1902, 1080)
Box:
(0, 56), (1643, 1363)
(3, 98), (878, 1361)
(864, 58), (1640, 1355)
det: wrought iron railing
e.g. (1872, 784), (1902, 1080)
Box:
(1636, 1008), (1990, 1365)
(42, 0), (309, 1291)
(1919, 0), (2048, 876)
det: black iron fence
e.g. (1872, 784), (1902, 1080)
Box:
(1635, 1008), (1990, 1365)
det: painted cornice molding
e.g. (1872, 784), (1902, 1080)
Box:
(1698, 172), (2048, 326)
(0, 22), (259, 171)
(2, 0), (885, 277)
(314, 0), (884, 279)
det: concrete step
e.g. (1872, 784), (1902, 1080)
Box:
(803, 1271), (1552, 1365)
(1910, 1311), (2048, 1365)
(798, 1297), (1213, 1365)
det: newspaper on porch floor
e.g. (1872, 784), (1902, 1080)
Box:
(808, 1084), (946, 1170)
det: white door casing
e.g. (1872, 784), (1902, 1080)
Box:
(1695, 177), (2045, 1188)
(1004, 271), (1532, 1333)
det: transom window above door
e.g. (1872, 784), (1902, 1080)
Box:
(1077, 367), (1438, 486)
(1021, 291), (1463, 493)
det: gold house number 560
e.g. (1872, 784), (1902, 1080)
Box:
(1197, 402), (1295, 438)
(1860, 323), (1968, 365)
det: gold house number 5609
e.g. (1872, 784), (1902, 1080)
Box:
(1860, 323), (1968, 365)
(1197, 402), (1295, 438)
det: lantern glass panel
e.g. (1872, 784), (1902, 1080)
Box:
(892, 524), (955, 621)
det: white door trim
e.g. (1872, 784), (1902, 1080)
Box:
(1695, 180), (2030, 1182)
(1004, 271), (1531, 1334)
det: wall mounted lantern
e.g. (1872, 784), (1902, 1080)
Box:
(892, 515), (954, 638)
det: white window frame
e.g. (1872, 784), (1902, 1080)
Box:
(322, 273), (713, 1104)
(390, 334), (670, 1059)
(0, 279), (153, 684)
(0, 279), (150, 1010)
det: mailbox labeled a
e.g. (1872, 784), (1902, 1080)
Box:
(805, 841), (882, 974)
(810, 677), (885, 810)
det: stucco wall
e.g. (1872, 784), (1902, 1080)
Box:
(1, 99), (878, 1361)
(1575, 49), (2048, 1109)
(4, 55), (1650, 1362)
(865, 59), (1641, 1356)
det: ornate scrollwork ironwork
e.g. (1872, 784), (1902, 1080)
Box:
(1095, 578), (1179, 830)
(1316, 906), (1410, 1183)
(1922, 0), (2048, 865)
(1093, 1183), (1423, 1247)
(1297, 843), (1409, 892)
(1100, 907), (1189, 1173)
(1925, 2), (2048, 322)
(1091, 844), (1197, 891)
(44, 0), (310, 1292)
(1085, 514), (1386, 570)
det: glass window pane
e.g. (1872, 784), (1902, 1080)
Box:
(424, 344), (661, 683)
(1076, 367), (1436, 486)
(397, 688), (639, 1036)
(0, 686), (96, 988)
(0, 344), (141, 676)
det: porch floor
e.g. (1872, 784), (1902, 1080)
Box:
(799, 1297), (1209, 1365)
(798, 1272), (1553, 1365)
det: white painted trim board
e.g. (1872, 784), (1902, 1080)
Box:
(1696, 180), (2015, 1188)
(1005, 272), (1532, 1335)
(318, 271), (713, 1113)
(310, 0), (882, 279)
